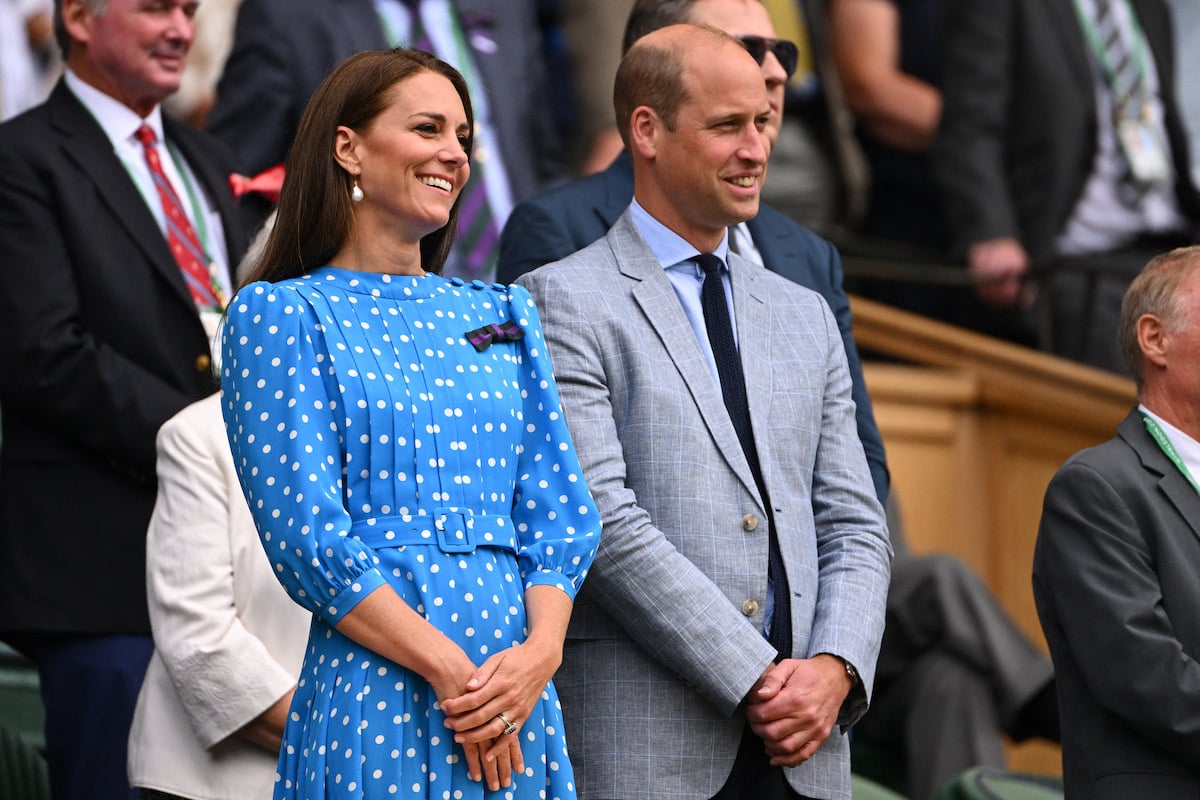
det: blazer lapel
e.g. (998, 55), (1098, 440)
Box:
(608, 214), (764, 504)
(1122, 412), (1200, 543)
(729, 254), (774, 477)
(745, 212), (800, 281)
(47, 84), (194, 309)
(1046, 0), (1096, 91)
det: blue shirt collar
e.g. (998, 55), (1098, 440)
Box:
(629, 198), (731, 275)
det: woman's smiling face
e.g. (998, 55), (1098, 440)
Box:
(342, 70), (472, 241)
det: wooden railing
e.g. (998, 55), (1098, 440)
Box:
(849, 295), (1136, 774)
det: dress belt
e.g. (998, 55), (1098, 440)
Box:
(348, 508), (518, 554)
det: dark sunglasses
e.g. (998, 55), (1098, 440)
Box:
(737, 35), (800, 80)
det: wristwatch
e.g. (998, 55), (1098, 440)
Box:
(839, 657), (860, 687)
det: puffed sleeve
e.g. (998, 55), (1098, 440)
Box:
(220, 281), (389, 623)
(506, 284), (601, 600)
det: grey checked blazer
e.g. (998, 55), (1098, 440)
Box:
(516, 211), (892, 800)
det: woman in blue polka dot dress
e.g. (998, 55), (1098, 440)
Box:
(219, 50), (600, 799)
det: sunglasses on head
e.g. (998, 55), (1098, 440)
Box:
(736, 35), (800, 80)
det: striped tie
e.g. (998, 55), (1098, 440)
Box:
(136, 125), (221, 309)
(1092, 0), (1143, 110)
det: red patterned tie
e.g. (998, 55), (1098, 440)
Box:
(136, 124), (222, 308)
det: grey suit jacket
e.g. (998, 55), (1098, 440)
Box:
(1034, 411), (1200, 798)
(934, 0), (1199, 262)
(497, 151), (890, 504)
(517, 212), (891, 800)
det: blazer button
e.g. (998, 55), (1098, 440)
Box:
(194, 354), (211, 373)
(741, 599), (759, 617)
(742, 514), (758, 532)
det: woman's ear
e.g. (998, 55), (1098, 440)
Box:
(332, 125), (360, 175)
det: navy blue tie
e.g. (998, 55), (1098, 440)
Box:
(695, 254), (791, 657)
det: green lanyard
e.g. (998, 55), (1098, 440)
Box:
(1140, 411), (1200, 496)
(1072, 0), (1150, 110)
(165, 143), (213, 263)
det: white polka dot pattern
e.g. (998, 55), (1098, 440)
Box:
(220, 267), (599, 799)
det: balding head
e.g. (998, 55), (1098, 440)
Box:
(616, 24), (770, 251)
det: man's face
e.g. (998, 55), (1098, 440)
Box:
(66, 0), (197, 115)
(1164, 268), (1200, 414)
(648, 39), (770, 246)
(691, 0), (789, 145)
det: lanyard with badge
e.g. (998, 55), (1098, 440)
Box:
(1074, 0), (1173, 188)
(120, 141), (228, 341)
(1140, 411), (1200, 496)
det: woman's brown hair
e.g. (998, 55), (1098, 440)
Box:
(241, 48), (474, 286)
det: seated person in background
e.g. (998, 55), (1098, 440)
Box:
(128, 393), (309, 800)
(828, 0), (1036, 346)
(854, 495), (1059, 800)
(1035, 246), (1200, 798)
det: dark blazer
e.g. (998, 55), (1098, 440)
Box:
(207, 0), (565, 201)
(934, 0), (1200, 262)
(1034, 411), (1200, 798)
(0, 81), (249, 636)
(497, 151), (890, 504)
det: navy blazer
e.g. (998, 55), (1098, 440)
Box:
(0, 82), (249, 635)
(497, 151), (890, 503)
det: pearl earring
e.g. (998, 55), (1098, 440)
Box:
(351, 180), (364, 203)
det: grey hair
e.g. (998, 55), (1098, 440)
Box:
(1117, 246), (1200, 385)
(54, 0), (109, 57)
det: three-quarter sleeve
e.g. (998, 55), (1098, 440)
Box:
(506, 285), (600, 599)
(220, 281), (388, 623)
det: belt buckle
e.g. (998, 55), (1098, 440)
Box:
(434, 509), (475, 553)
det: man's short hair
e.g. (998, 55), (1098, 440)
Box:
(613, 23), (734, 149)
(55, 0), (109, 57)
(1118, 245), (1200, 383)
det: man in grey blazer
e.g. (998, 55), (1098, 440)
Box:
(517, 23), (891, 800)
(1034, 246), (1200, 798)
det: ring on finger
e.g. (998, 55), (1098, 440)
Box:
(496, 712), (518, 735)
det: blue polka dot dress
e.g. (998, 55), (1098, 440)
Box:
(220, 266), (600, 799)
